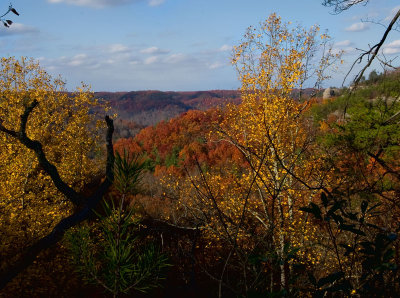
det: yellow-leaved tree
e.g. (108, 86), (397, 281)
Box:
(0, 57), (107, 295)
(161, 13), (342, 296)
(217, 13), (341, 291)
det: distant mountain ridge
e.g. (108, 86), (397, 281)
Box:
(95, 90), (242, 127)
(96, 89), (318, 123)
(95, 88), (318, 139)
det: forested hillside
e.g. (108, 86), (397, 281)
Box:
(98, 90), (240, 124)
(97, 89), (318, 139)
(94, 90), (241, 140)
(1, 4), (400, 298)
(111, 66), (400, 297)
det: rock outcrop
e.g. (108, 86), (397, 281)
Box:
(323, 87), (341, 99)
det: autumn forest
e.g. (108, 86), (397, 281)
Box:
(2, 3), (400, 298)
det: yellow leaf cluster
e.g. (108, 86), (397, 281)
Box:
(0, 57), (108, 293)
(161, 14), (341, 271)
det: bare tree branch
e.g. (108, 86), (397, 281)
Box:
(0, 3), (19, 27)
(349, 8), (400, 87)
(337, 7), (400, 87)
(0, 102), (115, 290)
(322, 0), (369, 14)
(0, 100), (81, 205)
(362, 17), (400, 33)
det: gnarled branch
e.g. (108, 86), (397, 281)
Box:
(322, 0), (369, 14)
(0, 101), (115, 290)
(344, 8), (400, 87)
(0, 100), (81, 205)
(0, 3), (19, 27)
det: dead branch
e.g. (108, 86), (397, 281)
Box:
(0, 101), (115, 290)
(323, 0), (369, 14)
(343, 8), (400, 87)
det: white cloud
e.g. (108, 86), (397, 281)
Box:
(69, 53), (88, 66)
(140, 46), (169, 55)
(164, 53), (186, 64)
(333, 40), (356, 55)
(385, 6), (400, 21)
(345, 22), (369, 32)
(44, 52), (102, 70)
(334, 40), (353, 47)
(383, 40), (400, 55)
(41, 43), (136, 71)
(108, 43), (129, 53)
(48, 0), (133, 8)
(219, 44), (231, 52)
(35, 42), (236, 91)
(383, 48), (400, 55)
(0, 23), (38, 36)
(148, 0), (164, 6)
(144, 56), (158, 64)
(48, 0), (164, 8)
(41, 41), (229, 73)
(386, 40), (400, 47)
(105, 58), (116, 64)
(208, 62), (224, 69)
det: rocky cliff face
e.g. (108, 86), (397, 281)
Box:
(323, 87), (341, 99)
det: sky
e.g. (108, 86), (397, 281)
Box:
(0, 0), (399, 91)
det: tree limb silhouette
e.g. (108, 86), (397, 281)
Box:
(344, 8), (400, 86)
(0, 100), (115, 290)
(322, 0), (369, 14)
(0, 3), (19, 27)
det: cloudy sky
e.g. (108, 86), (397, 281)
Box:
(1, 0), (399, 91)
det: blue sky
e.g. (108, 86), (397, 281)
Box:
(0, 0), (399, 91)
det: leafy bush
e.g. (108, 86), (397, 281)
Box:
(66, 152), (169, 297)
